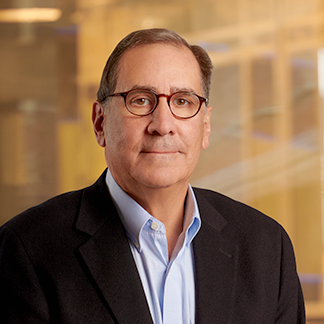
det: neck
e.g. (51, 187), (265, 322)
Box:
(126, 182), (189, 258)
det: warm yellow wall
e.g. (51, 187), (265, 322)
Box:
(0, 0), (323, 319)
(72, 0), (324, 280)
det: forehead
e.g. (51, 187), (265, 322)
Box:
(115, 43), (202, 94)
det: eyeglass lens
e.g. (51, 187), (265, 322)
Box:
(125, 90), (201, 118)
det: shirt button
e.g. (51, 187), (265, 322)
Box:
(135, 242), (140, 248)
(151, 222), (159, 230)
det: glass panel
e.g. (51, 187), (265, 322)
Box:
(252, 55), (276, 142)
(192, 64), (243, 199)
(249, 0), (275, 21)
(290, 51), (322, 301)
(0, 0), (324, 319)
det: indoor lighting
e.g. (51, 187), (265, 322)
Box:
(0, 8), (61, 23)
(0, 0), (62, 23)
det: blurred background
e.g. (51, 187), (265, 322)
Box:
(0, 0), (323, 322)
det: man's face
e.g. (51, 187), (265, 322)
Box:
(93, 43), (212, 196)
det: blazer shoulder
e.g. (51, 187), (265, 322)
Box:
(3, 171), (109, 234)
(193, 187), (287, 239)
(2, 188), (85, 236)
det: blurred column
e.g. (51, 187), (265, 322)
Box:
(0, 23), (59, 223)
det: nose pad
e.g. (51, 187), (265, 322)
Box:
(147, 97), (176, 135)
(152, 95), (173, 116)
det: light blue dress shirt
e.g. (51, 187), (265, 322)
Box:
(106, 170), (201, 324)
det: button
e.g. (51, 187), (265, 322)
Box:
(135, 242), (140, 248)
(151, 222), (159, 230)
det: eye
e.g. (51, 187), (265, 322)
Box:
(132, 98), (151, 106)
(127, 90), (155, 108)
(173, 98), (190, 106)
(172, 93), (196, 108)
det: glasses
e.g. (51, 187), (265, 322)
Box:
(103, 89), (208, 119)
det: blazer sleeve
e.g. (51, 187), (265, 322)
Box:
(275, 228), (305, 323)
(0, 225), (49, 324)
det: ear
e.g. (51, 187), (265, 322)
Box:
(202, 105), (212, 150)
(92, 101), (106, 147)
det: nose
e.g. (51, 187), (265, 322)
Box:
(147, 96), (176, 136)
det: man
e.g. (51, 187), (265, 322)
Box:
(0, 28), (305, 323)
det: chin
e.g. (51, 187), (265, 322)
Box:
(134, 170), (189, 190)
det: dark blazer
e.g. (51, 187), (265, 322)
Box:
(0, 170), (305, 323)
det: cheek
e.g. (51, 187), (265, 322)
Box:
(186, 121), (206, 151)
(104, 116), (142, 156)
(104, 121), (131, 173)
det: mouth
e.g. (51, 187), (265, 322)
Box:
(140, 142), (183, 156)
(141, 151), (179, 156)
(142, 150), (178, 153)
(140, 149), (181, 158)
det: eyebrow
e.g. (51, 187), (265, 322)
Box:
(128, 84), (198, 94)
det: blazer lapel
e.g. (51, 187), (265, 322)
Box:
(75, 171), (153, 324)
(193, 189), (239, 324)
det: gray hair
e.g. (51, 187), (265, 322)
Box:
(96, 28), (213, 102)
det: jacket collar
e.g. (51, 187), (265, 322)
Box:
(74, 171), (238, 324)
(193, 188), (238, 324)
(75, 170), (154, 324)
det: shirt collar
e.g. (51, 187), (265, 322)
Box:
(106, 170), (201, 251)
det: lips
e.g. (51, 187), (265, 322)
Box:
(142, 150), (178, 154)
(140, 140), (184, 155)
(141, 143), (182, 154)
